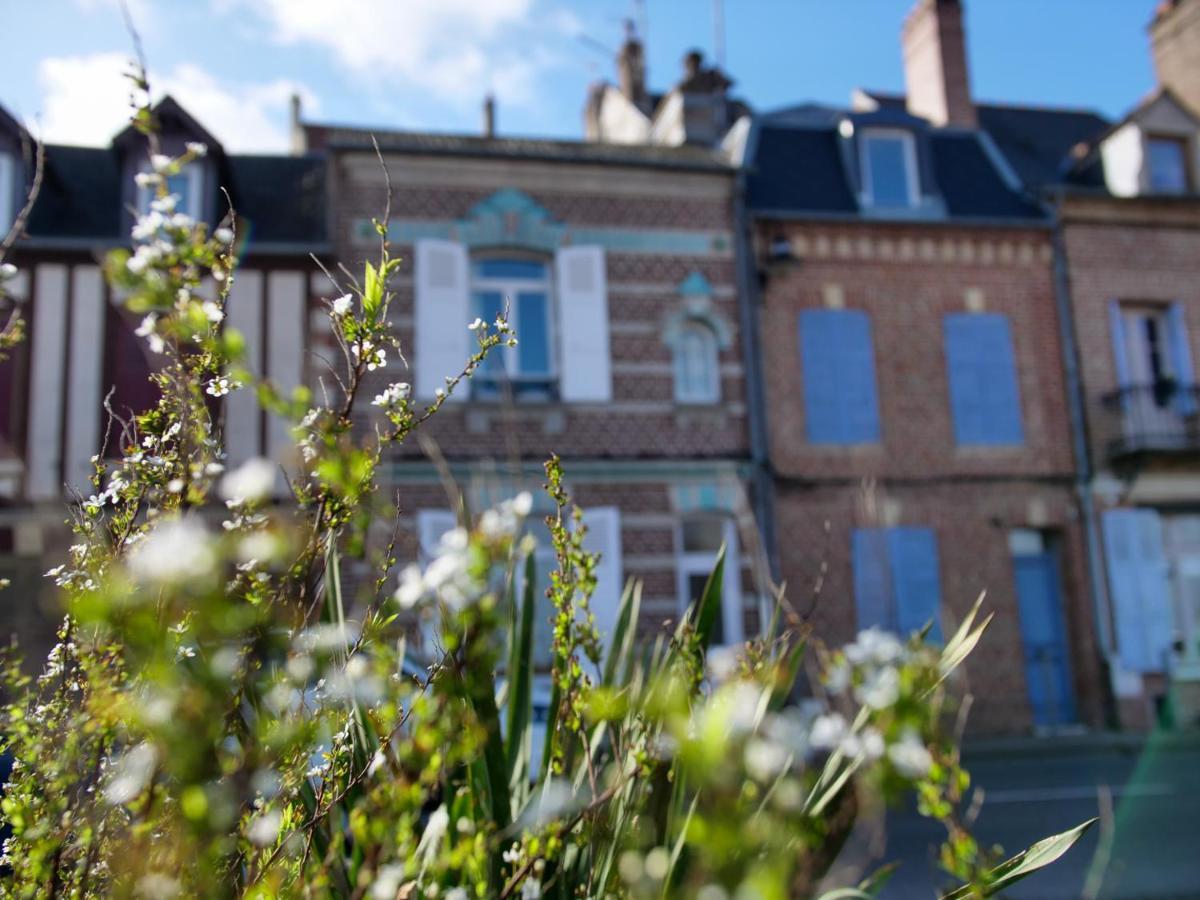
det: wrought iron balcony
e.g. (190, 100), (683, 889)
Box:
(1100, 382), (1200, 460)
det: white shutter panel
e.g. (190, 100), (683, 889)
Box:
(555, 246), (611, 402)
(414, 239), (469, 402)
(417, 509), (458, 559)
(582, 506), (623, 665)
(721, 522), (745, 644)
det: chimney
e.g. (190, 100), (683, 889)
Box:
(1151, 0), (1200, 117)
(616, 19), (647, 108)
(289, 92), (306, 155)
(482, 94), (496, 138)
(902, 0), (977, 128)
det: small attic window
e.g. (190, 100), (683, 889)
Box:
(861, 129), (918, 209)
(0, 152), (14, 235)
(1147, 135), (1190, 195)
(137, 161), (203, 220)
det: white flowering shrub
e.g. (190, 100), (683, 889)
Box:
(0, 82), (1093, 900)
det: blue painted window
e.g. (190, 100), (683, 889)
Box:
(862, 131), (917, 209)
(944, 313), (1024, 445)
(853, 526), (944, 641)
(799, 309), (880, 444)
(471, 257), (554, 400)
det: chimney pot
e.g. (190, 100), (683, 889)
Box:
(482, 94), (496, 138)
(684, 49), (704, 78)
(289, 92), (305, 155)
(617, 19), (647, 106)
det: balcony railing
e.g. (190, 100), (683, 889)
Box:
(1100, 382), (1200, 460)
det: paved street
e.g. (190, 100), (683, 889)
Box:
(825, 733), (1200, 899)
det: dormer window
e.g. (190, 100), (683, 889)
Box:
(137, 161), (203, 220)
(861, 129), (918, 209)
(1147, 135), (1190, 195)
(0, 152), (14, 235)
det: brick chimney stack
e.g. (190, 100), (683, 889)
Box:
(1151, 0), (1200, 116)
(902, 0), (977, 128)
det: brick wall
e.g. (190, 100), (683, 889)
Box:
(758, 221), (1074, 482)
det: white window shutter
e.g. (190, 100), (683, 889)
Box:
(555, 245), (611, 402)
(417, 509), (458, 559)
(582, 506), (623, 664)
(414, 239), (469, 402)
(721, 523), (745, 644)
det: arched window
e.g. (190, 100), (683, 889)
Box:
(673, 319), (719, 404)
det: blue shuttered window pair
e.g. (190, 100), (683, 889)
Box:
(1108, 300), (1197, 416)
(943, 313), (1024, 446)
(799, 309), (881, 444)
(852, 527), (944, 641)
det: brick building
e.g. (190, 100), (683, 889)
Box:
(743, 0), (1106, 734)
(0, 97), (327, 657)
(296, 44), (772, 679)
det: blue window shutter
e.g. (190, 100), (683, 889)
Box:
(1109, 300), (1131, 389)
(800, 310), (843, 443)
(839, 310), (882, 443)
(799, 309), (880, 444)
(853, 528), (893, 631)
(1167, 303), (1197, 414)
(944, 314), (1023, 445)
(887, 527), (944, 641)
(1102, 508), (1173, 673)
(1134, 509), (1174, 672)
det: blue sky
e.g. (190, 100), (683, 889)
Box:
(0, 0), (1163, 153)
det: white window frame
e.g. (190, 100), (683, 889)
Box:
(859, 128), (920, 209)
(0, 152), (14, 236)
(136, 160), (204, 220)
(676, 515), (744, 646)
(469, 256), (558, 393)
(673, 318), (720, 405)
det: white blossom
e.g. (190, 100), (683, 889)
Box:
(103, 742), (158, 805)
(0, 263), (17, 281)
(468, 317), (485, 331)
(220, 457), (276, 505)
(149, 154), (173, 174)
(206, 376), (239, 397)
(214, 226), (234, 244)
(372, 382), (410, 408)
(888, 729), (933, 778)
(353, 339), (386, 371)
(371, 865), (407, 900)
(855, 665), (900, 710)
(247, 808), (282, 847)
(809, 713), (848, 751)
(331, 294), (352, 316)
(134, 171), (160, 189)
(128, 518), (215, 585)
(185, 142), (207, 157)
(416, 805), (449, 867)
(201, 300), (224, 323)
(845, 628), (904, 667)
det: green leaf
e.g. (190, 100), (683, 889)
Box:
(940, 818), (1097, 899)
(505, 553), (536, 795)
(601, 578), (641, 687)
(934, 593), (993, 691)
(856, 862), (900, 897)
(694, 544), (727, 651)
(362, 260), (382, 319)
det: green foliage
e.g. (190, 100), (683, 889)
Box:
(0, 90), (1091, 900)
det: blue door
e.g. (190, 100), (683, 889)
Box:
(1013, 552), (1077, 727)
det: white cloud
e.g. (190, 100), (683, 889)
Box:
(35, 52), (318, 152)
(225, 0), (577, 110)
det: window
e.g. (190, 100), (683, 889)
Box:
(470, 257), (555, 400)
(137, 161), (203, 220)
(861, 130), (918, 209)
(1147, 135), (1190, 195)
(673, 319), (719, 404)
(676, 514), (743, 646)
(853, 527), (943, 640)
(798, 308), (880, 444)
(943, 313), (1024, 445)
(0, 152), (14, 236)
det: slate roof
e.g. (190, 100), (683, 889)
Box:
(303, 124), (731, 173)
(21, 144), (327, 250)
(747, 104), (1046, 222)
(854, 89), (1112, 193)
